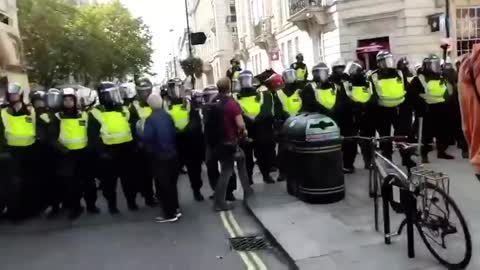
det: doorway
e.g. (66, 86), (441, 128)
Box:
(356, 37), (390, 71)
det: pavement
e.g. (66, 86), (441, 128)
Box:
(0, 173), (290, 270)
(246, 149), (480, 270)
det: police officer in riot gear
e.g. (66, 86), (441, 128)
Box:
(227, 58), (242, 92)
(275, 69), (303, 181)
(397, 57), (415, 83)
(88, 82), (137, 214)
(410, 54), (453, 162)
(290, 53), (309, 88)
(166, 78), (205, 201)
(237, 70), (276, 184)
(47, 88), (63, 113)
(0, 83), (41, 220)
(51, 88), (99, 219)
(345, 61), (375, 168)
(368, 51), (410, 160)
(330, 59), (357, 173)
(130, 77), (156, 207)
(301, 62), (338, 115)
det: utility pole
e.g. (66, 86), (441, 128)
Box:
(184, 0), (193, 57)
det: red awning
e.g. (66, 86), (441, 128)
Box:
(356, 44), (384, 54)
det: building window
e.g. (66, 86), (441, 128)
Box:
(456, 6), (480, 56)
(0, 13), (10, 25)
(281, 42), (286, 67)
(287, 40), (293, 65)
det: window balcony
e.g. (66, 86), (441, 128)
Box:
(253, 18), (276, 50)
(288, 0), (328, 26)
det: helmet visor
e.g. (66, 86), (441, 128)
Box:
(239, 73), (253, 89)
(313, 67), (329, 82)
(101, 87), (123, 106)
(379, 56), (395, 69)
(8, 83), (22, 95)
(47, 91), (63, 110)
(426, 59), (441, 74)
(346, 62), (363, 76)
(283, 69), (297, 84)
(168, 82), (185, 99)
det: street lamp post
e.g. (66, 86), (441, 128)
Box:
(184, 0), (193, 57)
(443, 0), (451, 61)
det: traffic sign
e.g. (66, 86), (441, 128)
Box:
(190, 32), (207, 45)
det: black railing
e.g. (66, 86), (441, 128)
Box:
(289, 0), (324, 16)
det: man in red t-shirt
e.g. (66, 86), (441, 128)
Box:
(213, 78), (254, 211)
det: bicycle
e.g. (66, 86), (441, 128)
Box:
(351, 135), (472, 269)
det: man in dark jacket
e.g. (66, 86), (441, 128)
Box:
(142, 93), (180, 223)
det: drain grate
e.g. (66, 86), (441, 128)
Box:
(229, 235), (271, 251)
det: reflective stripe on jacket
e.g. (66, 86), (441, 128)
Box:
(371, 71), (406, 107)
(1, 107), (36, 147)
(91, 107), (133, 145)
(418, 74), (447, 104)
(57, 112), (88, 150)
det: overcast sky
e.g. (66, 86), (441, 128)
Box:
(120, 0), (186, 80)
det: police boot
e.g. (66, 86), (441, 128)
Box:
(193, 190), (205, 202)
(127, 200), (139, 211)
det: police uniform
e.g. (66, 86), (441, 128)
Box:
(290, 62), (309, 88)
(130, 99), (156, 205)
(410, 72), (451, 159)
(0, 105), (40, 218)
(167, 99), (205, 201)
(368, 69), (409, 159)
(89, 104), (136, 213)
(52, 110), (97, 217)
(237, 89), (275, 184)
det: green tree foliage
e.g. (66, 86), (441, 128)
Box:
(18, 0), (153, 87)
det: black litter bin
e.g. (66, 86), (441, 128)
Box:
(284, 113), (345, 204)
(281, 115), (301, 196)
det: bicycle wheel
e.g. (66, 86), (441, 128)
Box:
(415, 182), (472, 269)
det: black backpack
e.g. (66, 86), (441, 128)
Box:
(203, 94), (229, 147)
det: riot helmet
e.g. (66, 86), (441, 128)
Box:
(423, 54), (441, 75)
(77, 87), (98, 110)
(282, 68), (297, 85)
(7, 83), (23, 103)
(98, 82), (123, 107)
(136, 77), (153, 102)
(331, 59), (346, 76)
(346, 61), (364, 77)
(30, 90), (47, 109)
(167, 78), (185, 99)
(312, 63), (330, 83)
(376, 51), (395, 69)
(47, 88), (63, 111)
(61, 88), (77, 110)
(239, 70), (254, 89)
(296, 53), (304, 63)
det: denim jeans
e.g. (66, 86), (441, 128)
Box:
(214, 146), (251, 207)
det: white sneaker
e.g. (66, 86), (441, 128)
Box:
(176, 211), (182, 218)
(155, 216), (179, 223)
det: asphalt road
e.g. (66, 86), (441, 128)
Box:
(0, 172), (290, 270)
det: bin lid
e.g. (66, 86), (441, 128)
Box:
(285, 113), (340, 143)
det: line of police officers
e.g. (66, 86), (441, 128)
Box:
(0, 50), (465, 222)
(228, 50), (464, 182)
(0, 77), (211, 222)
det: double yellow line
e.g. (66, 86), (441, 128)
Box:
(220, 211), (268, 270)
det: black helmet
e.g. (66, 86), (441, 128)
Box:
(422, 54), (441, 74)
(376, 51), (395, 69)
(312, 63), (329, 83)
(167, 78), (184, 99)
(296, 53), (304, 62)
(30, 90), (47, 109)
(98, 81), (123, 107)
(331, 59), (346, 76)
(397, 57), (409, 70)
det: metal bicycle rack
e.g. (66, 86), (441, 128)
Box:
(381, 165), (451, 259)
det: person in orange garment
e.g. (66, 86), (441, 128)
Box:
(459, 44), (480, 181)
